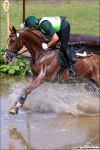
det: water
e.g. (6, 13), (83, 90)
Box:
(0, 77), (100, 150)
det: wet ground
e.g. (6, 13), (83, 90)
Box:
(0, 76), (100, 150)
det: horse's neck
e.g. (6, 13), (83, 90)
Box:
(35, 30), (51, 42)
(20, 30), (43, 58)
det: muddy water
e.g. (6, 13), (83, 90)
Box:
(0, 77), (100, 150)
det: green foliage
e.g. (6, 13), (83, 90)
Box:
(0, 47), (32, 76)
(0, 46), (6, 64)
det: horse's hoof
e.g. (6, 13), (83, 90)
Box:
(9, 106), (18, 115)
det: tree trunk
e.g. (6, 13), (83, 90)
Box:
(69, 34), (100, 47)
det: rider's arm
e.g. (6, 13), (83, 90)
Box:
(48, 33), (59, 47)
(40, 21), (59, 47)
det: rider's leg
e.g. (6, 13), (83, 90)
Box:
(59, 23), (76, 76)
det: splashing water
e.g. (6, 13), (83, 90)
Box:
(9, 79), (100, 115)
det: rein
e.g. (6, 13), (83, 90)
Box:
(32, 48), (51, 63)
(15, 48), (51, 64)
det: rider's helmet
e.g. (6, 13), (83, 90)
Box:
(24, 16), (38, 29)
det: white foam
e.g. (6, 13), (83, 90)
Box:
(9, 80), (100, 115)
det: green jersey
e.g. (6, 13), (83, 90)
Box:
(39, 17), (61, 33)
(39, 16), (69, 37)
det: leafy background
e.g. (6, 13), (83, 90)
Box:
(0, 47), (31, 76)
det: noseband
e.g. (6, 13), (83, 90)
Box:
(6, 32), (20, 55)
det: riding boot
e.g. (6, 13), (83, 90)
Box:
(65, 47), (77, 77)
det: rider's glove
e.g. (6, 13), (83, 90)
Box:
(42, 43), (48, 50)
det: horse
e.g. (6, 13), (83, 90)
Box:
(4, 25), (100, 114)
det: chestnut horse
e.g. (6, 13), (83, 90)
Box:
(4, 26), (100, 114)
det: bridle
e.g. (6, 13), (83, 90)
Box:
(6, 31), (21, 55)
(5, 31), (28, 62)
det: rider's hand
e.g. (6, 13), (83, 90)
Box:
(42, 43), (48, 50)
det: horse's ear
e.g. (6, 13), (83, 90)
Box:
(9, 24), (12, 31)
(9, 24), (16, 34)
(12, 26), (16, 34)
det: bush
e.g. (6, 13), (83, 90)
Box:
(0, 47), (32, 76)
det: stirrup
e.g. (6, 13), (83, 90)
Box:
(69, 68), (76, 77)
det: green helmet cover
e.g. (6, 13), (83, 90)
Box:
(24, 16), (38, 29)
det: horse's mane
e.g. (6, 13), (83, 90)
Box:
(19, 29), (43, 42)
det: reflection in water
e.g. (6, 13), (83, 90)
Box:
(8, 126), (34, 150)
(8, 142), (15, 150)
(8, 113), (35, 150)
(7, 113), (99, 150)
(0, 77), (100, 150)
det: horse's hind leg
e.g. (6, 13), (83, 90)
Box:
(90, 55), (100, 88)
(86, 69), (100, 93)
(85, 79), (99, 93)
(91, 67), (100, 88)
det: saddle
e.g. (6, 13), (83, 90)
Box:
(57, 41), (86, 68)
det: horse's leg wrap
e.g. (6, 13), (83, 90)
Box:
(17, 93), (27, 106)
(14, 93), (27, 108)
(9, 93), (27, 114)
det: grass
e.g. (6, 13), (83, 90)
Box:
(0, 0), (99, 47)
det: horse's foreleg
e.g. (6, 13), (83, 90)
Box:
(9, 70), (48, 114)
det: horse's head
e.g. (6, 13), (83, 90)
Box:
(4, 25), (23, 62)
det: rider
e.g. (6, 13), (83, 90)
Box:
(21, 16), (76, 76)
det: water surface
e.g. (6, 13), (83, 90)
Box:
(0, 77), (100, 150)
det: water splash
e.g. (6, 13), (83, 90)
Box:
(9, 79), (100, 115)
